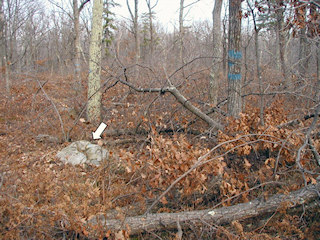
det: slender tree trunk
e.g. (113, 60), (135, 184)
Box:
(127, 0), (140, 78)
(145, 0), (156, 62)
(0, 0), (9, 95)
(275, 2), (288, 88)
(222, 18), (227, 76)
(134, 0), (140, 73)
(209, 0), (223, 106)
(227, 0), (242, 117)
(254, 30), (264, 125)
(73, 0), (82, 95)
(299, 28), (308, 78)
(316, 41), (320, 99)
(179, 0), (184, 65)
(250, 1), (264, 125)
(0, 0), (4, 67)
(87, 0), (104, 124)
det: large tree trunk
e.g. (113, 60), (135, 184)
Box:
(88, 183), (320, 235)
(227, 0), (242, 117)
(209, 0), (223, 106)
(87, 0), (103, 124)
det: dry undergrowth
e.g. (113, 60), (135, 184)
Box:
(0, 74), (319, 239)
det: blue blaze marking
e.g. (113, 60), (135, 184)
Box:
(228, 50), (242, 59)
(228, 73), (242, 80)
(228, 61), (235, 67)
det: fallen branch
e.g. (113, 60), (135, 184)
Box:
(277, 112), (320, 129)
(88, 183), (320, 235)
(118, 79), (223, 130)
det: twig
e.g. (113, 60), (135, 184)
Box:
(308, 137), (320, 166)
(296, 103), (320, 182)
(35, 79), (67, 141)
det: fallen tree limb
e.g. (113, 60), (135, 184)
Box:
(118, 79), (223, 130)
(277, 112), (320, 129)
(88, 183), (320, 235)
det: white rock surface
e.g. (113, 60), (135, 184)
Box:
(56, 140), (108, 166)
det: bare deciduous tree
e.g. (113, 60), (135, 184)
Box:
(209, 0), (223, 106)
(227, 0), (243, 117)
(87, 0), (103, 124)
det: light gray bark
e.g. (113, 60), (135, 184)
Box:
(275, 2), (288, 88)
(179, 0), (184, 65)
(87, 0), (103, 124)
(73, 0), (82, 94)
(209, 0), (223, 106)
(248, 0), (264, 125)
(88, 183), (320, 235)
(126, 0), (140, 77)
(145, 0), (158, 61)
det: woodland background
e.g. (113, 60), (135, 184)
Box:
(1, 0), (320, 239)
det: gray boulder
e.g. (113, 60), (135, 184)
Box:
(56, 140), (108, 166)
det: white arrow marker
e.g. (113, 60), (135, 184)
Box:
(92, 122), (107, 140)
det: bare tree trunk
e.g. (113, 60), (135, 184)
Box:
(134, 0), (140, 67)
(299, 28), (308, 78)
(179, 0), (184, 65)
(209, 0), (223, 106)
(87, 0), (103, 124)
(254, 30), (264, 125)
(317, 41), (320, 99)
(4, 55), (10, 94)
(297, 5), (311, 89)
(0, 0), (9, 95)
(249, 0), (264, 125)
(227, 0), (242, 117)
(73, 0), (82, 95)
(0, 0), (4, 66)
(222, 18), (227, 77)
(275, 2), (288, 88)
(145, 0), (158, 63)
(126, 0), (140, 77)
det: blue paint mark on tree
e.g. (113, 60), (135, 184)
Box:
(228, 50), (242, 59)
(228, 73), (242, 80)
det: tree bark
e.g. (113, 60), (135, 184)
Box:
(145, 0), (157, 63)
(0, 0), (4, 66)
(73, 0), (82, 95)
(87, 0), (103, 124)
(227, 0), (242, 117)
(209, 0), (223, 106)
(88, 183), (320, 235)
(126, 0), (140, 77)
(249, 1), (264, 125)
(179, 0), (184, 65)
(134, 0), (140, 66)
(297, 5), (310, 86)
(275, 1), (288, 88)
(0, 0), (9, 94)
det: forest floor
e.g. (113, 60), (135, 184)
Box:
(1, 73), (320, 239)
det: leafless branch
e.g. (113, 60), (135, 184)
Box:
(79, 0), (91, 12)
(35, 78), (66, 141)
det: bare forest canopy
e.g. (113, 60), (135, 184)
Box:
(1, 0), (320, 239)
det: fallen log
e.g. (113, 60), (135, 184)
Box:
(88, 183), (320, 235)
